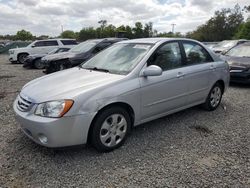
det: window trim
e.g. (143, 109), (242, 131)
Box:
(180, 41), (214, 66)
(147, 40), (185, 72)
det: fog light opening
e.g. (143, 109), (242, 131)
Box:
(38, 134), (48, 144)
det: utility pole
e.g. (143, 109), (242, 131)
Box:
(61, 25), (64, 33)
(171, 23), (176, 33)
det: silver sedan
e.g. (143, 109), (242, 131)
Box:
(14, 38), (230, 152)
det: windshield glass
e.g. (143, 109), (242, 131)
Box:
(226, 44), (250, 58)
(214, 40), (237, 49)
(48, 48), (59, 54)
(81, 43), (153, 75)
(70, 41), (98, 53)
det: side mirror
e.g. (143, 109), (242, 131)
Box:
(142, 65), (162, 77)
(31, 45), (35, 48)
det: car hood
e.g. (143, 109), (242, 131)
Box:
(10, 47), (30, 52)
(21, 67), (125, 103)
(43, 52), (76, 61)
(220, 55), (250, 68)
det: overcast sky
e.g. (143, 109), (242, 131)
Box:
(0, 0), (249, 36)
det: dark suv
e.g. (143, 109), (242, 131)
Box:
(42, 38), (127, 74)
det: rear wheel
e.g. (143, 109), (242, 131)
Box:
(34, 59), (45, 69)
(203, 83), (223, 111)
(90, 107), (131, 152)
(18, 53), (28, 64)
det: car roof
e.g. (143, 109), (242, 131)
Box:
(87, 38), (127, 42)
(118, 38), (200, 44)
(35, 38), (76, 42)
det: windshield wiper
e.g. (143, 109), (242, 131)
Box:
(84, 67), (110, 73)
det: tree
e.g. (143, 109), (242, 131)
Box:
(132, 22), (144, 38)
(186, 4), (244, 41)
(78, 27), (97, 41)
(144, 22), (153, 37)
(15, 29), (34, 41)
(60, 30), (76, 39)
(235, 21), (250, 39)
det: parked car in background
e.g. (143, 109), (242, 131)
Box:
(220, 42), (250, 84)
(42, 38), (127, 74)
(14, 38), (229, 152)
(203, 42), (219, 49)
(8, 39), (77, 63)
(23, 47), (71, 69)
(211, 39), (248, 54)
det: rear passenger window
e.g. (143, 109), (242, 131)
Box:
(183, 42), (213, 65)
(34, 41), (45, 47)
(44, 41), (58, 46)
(61, 40), (77, 45)
(148, 42), (182, 71)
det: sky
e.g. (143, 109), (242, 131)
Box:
(0, 0), (249, 36)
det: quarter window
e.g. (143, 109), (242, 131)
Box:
(183, 42), (213, 65)
(148, 42), (182, 71)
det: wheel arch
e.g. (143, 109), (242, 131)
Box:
(87, 102), (135, 143)
(215, 80), (225, 94)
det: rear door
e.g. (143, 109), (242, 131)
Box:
(139, 41), (189, 120)
(43, 40), (59, 53)
(180, 41), (215, 104)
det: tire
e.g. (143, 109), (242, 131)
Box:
(18, 53), (29, 64)
(203, 83), (223, 111)
(90, 107), (131, 152)
(58, 62), (72, 71)
(33, 59), (45, 69)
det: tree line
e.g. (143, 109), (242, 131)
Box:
(0, 4), (249, 42)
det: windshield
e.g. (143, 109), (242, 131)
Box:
(226, 44), (250, 58)
(213, 40), (237, 49)
(48, 48), (59, 54)
(81, 43), (153, 75)
(70, 41), (98, 53)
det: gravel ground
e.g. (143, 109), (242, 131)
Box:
(0, 54), (250, 188)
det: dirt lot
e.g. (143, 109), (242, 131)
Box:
(0, 54), (250, 187)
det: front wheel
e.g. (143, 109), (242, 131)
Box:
(34, 59), (45, 69)
(18, 53), (28, 64)
(90, 107), (131, 152)
(203, 83), (223, 111)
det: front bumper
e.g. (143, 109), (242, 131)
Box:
(230, 71), (250, 84)
(23, 57), (34, 68)
(9, 53), (17, 62)
(13, 98), (95, 148)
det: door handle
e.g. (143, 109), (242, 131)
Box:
(177, 72), (185, 78)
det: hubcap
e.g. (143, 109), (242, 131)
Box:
(19, 55), (27, 63)
(210, 86), (221, 107)
(100, 114), (127, 147)
(35, 60), (44, 69)
(59, 64), (65, 70)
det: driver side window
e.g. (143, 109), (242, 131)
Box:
(148, 42), (182, 71)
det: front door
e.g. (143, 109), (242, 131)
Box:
(139, 41), (189, 120)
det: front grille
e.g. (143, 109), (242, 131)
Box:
(17, 95), (33, 112)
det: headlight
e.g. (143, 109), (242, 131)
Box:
(35, 100), (74, 118)
(9, 50), (14, 54)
